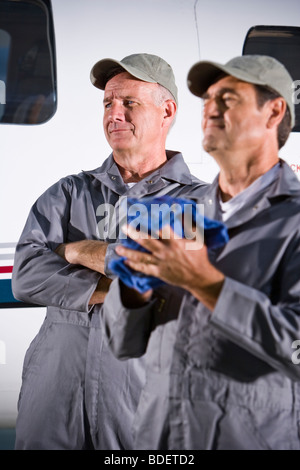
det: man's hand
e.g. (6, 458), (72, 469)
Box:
(89, 276), (113, 305)
(55, 240), (112, 305)
(115, 224), (224, 311)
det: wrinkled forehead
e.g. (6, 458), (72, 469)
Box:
(104, 71), (159, 100)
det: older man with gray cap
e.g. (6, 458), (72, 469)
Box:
(101, 54), (300, 449)
(12, 52), (208, 449)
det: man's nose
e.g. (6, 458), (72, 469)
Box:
(203, 98), (222, 118)
(108, 102), (125, 122)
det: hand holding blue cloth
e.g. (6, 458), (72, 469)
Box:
(108, 195), (229, 293)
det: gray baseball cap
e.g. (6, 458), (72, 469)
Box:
(187, 55), (295, 127)
(90, 53), (178, 105)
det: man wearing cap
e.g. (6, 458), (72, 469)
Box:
(102, 55), (300, 449)
(12, 53), (208, 449)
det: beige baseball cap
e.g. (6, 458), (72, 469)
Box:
(187, 54), (295, 127)
(90, 53), (178, 105)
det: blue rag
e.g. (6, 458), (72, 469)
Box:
(108, 195), (229, 293)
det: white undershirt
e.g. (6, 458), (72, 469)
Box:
(218, 163), (280, 222)
(126, 182), (137, 188)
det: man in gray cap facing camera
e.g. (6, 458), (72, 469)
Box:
(12, 53), (208, 449)
(101, 54), (300, 449)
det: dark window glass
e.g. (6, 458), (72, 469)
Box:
(0, 0), (56, 125)
(0, 28), (10, 120)
(243, 26), (300, 132)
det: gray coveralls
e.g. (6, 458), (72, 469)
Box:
(103, 160), (300, 450)
(12, 151), (208, 450)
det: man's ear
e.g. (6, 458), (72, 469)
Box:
(162, 99), (177, 127)
(266, 97), (287, 129)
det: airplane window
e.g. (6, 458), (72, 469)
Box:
(243, 26), (300, 132)
(0, 0), (56, 125)
(0, 28), (10, 121)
